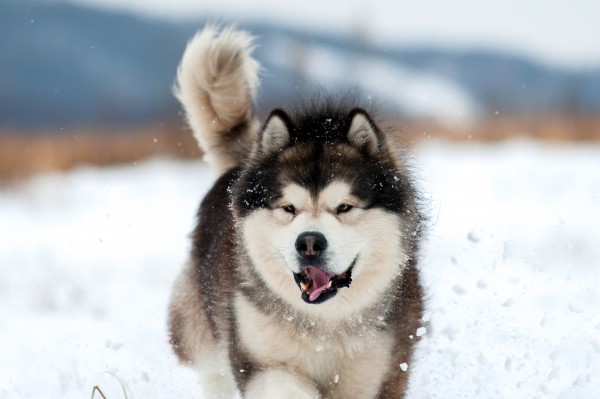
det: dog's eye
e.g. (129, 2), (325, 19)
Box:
(282, 205), (296, 215)
(335, 203), (353, 214)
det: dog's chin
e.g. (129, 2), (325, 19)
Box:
(292, 260), (355, 305)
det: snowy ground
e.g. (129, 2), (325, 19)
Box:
(1, 141), (599, 398)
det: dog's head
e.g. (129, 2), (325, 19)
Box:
(232, 104), (421, 315)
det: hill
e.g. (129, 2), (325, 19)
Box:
(1, 0), (599, 129)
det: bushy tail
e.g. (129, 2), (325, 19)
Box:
(174, 25), (260, 174)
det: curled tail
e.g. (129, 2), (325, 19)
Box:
(174, 25), (260, 174)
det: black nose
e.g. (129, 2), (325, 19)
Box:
(295, 232), (328, 259)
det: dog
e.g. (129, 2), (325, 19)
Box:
(168, 25), (426, 399)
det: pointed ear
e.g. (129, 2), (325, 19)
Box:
(257, 109), (292, 157)
(347, 109), (381, 156)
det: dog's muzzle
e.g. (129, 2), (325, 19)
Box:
(292, 232), (354, 304)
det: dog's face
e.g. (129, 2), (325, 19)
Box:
(233, 108), (419, 315)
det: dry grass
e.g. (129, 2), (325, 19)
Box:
(1, 115), (599, 182)
(0, 125), (199, 182)
(398, 114), (600, 144)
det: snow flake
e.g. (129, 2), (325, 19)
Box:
(422, 312), (431, 322)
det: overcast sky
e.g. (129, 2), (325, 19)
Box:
(66, 0), (600, 69)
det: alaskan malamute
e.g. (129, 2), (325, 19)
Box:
(168, 26), (426, 399)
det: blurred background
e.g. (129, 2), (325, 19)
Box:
(2, 1), (600, 398)
(1, 0), (600, 179)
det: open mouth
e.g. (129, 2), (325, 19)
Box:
(293, 261), (354, 304)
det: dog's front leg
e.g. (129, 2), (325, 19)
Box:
(244, 368), (320, 399)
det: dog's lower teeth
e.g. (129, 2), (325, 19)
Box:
(300, 282), (309, 292)
(326, 280), (332, 289)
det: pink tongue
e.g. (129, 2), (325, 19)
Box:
(306, 267), (334, 302)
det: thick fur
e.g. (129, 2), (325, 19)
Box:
(173, 25), (260, 174)
(169, 26), (425, 399)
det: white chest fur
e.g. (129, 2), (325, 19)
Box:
(234, 294), (394, 398)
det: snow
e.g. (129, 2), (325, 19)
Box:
(1, 141), (600, 398)
(408, 141), (600, 398)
